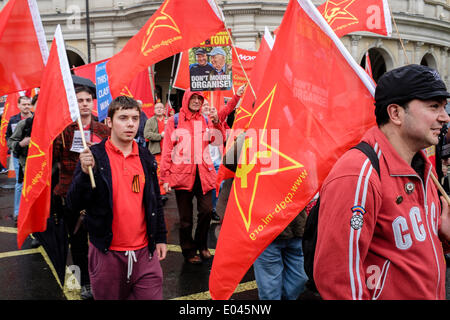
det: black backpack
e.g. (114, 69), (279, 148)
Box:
(302, 141), (381, 294)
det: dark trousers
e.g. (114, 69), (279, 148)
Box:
(56, 196), (90, 286)
(175, 172), (212, 259)
(88, 244), (163, 300)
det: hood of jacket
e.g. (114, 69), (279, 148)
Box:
(180, 89), (205, 122)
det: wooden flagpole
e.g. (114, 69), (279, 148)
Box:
(76, 117), (96, 188)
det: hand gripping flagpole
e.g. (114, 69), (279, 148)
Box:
(388, 3), (449, 204)
(76, 117), (96, 189)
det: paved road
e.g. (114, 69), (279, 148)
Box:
(0, 173), (449, 300)
(0, 173), (258, 300)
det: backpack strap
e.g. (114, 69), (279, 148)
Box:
(352, 141), (380, 179)
(173, 113), (208, 129)
(174, 113), (179, 129)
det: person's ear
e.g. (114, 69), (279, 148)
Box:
(105, 116), (112, 129)
(386, 103), (403, 126)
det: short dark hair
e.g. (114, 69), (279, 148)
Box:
(18, 95), (30, 104)
(375, 100), (410, 126)
(376, 97), (448, 126)
(108, 96), (141, 119)
(75, 86), (94, 98)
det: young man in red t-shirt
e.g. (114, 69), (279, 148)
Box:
(67, 96), (167, 300)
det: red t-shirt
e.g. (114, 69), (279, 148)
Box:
(105, 139), (148, 251)
(157, 118), (165, 150)
(83, 123), (103, 143)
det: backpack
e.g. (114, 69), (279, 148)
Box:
(302, 141), (381, 294)
(173, 113), (208, 128)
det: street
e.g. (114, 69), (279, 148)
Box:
(0, 173), (258, 300)
(0, 173), (449, 300)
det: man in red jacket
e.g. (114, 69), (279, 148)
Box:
(160, 89), (225, 264)
(314, 64), (450, 299)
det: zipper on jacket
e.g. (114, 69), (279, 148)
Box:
(422, 167), (441, 299)
(392, 167), (441, 299)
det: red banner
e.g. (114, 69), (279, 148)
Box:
(17, 26), (80, 248)
(215, 28), (275, 190)
(0, 92), (21, 167)
(0, 0), (48, 96)
(231, 48), (257, 94)
(209, 0), (377, 300)
(318, 0), (392, 38)
(106, 0), (225, 97)
(73, 61), (156, 118)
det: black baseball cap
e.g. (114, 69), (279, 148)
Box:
(375, 64), (450, 111)
(195, 48), (206, 55)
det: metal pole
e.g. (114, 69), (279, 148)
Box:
(166, 54), (177, 112)
(86, 0), (91, 63)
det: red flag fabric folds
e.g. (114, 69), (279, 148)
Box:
(0, 92), (21, 167)
(215, 27), (275, 190)
(106, 0), (225, 97)
(318, 0), (392, 38)
(0, 0), (48, 96)
(72, 59), (156, 117)
(17, 25), (80, 248)
(209, 0), (376, 300)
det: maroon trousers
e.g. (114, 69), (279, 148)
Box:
(88, 244), (163, 300)
(175, 172), (213, 259)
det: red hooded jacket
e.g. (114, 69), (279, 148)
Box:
(314, 126), (448, 300)
(160, 90), (225, 194)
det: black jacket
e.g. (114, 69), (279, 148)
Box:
(6, 113), (23, 156)
(66, 139), (167, 254)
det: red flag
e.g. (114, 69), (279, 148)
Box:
(231, 48), (257, 94)
(318, 0), (392, 38)
(0, 0), (49, 96)
(365, 51), (373, 78)
(164, 100), (175, 117)
(204, 91), (226, 112)
(72, 58), (109, 82)
(0, 92), (21, 167)
(121, 68), (155, 118)
(233, 27), (275, 129)
(172, 50), (190, 90)
(215, 27), (275, 190)
(72, 60), (156, 117)
(209, 0), (376, 300)
(106, 0), (225, 97)
(17, 25), (80, 248)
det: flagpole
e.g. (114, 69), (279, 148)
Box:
(226, 30), (256, 99)
(85, 0), (91, 63)
(212, 0), (256, 99)
(167, 54), (177, 117)
(76, 117), (96, 188)
(431, 172), (450, 204)
(387, 3), (409, 64)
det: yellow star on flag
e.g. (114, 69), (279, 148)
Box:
(233, 84), (304, 232)
(323, 0), (358, 27)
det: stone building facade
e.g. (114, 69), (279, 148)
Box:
(1, 0), (449, 99)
